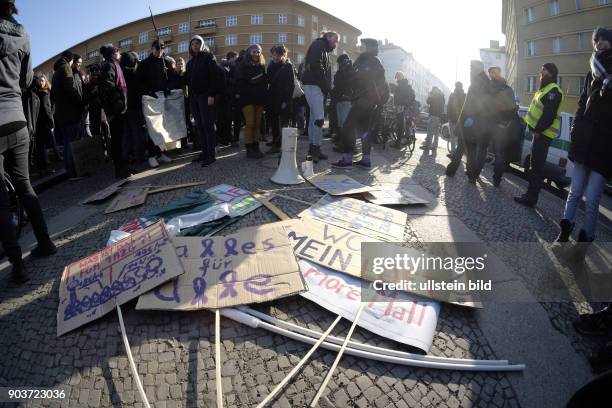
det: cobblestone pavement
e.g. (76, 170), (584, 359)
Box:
(0, 132), (604, 407)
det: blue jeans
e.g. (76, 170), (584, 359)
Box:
(336, 101), (351, 128)
(563, 162), (606, 240)
(304, 85), (325, 146)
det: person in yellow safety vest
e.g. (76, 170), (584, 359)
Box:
(514, 63), (563, 208)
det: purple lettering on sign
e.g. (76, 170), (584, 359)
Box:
(224, 238), (239, 257)
(244, 274), (274, 295)
(241, 241), (256, 254)
(200, 239), (214, 257)
(262, 238), (275, 251)
(192, 277), (208, 305)
(219, 270), (238, 299)
(154, 279), (181, 303)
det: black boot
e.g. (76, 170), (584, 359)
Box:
(11, 260), (30, 284)
(569, 229), (594, 263)
(31, 238), (57, 258)
(247, 143), (263, 159)
(574, 306), (612, 336)
(310, 144), (320, 163)
(556, 219), (574, 243)
(316, 145), (328, 161)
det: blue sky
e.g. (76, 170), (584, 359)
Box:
(17, 0), (503, 88)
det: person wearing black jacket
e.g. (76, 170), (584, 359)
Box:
(266, 45), (295, 154)
(215, 60), (231, 147)
(99, 44), (129, 179)
(32, 75), (54, 176)
(120, 51), (146, 164)
(421, 86), (445, 151)
(332, 38), (387, 169)
(331, 54), (353, 150)
(1, 0), (56, 283)
(138, 40), (175, 168)
(557, 27), (612, 245)
(226, 51), (241, 146)
(51, 50), (85, 177)
(446, 81), (466, 155)
(186, 35), (220, 167)
(235, 44), (267, 159)
(488, 67), (519, 187)
(302, 32), (339, 162)
(514, 62), (563, 207)
(392, 71), (416, 146)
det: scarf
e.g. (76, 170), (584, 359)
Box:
(113, 60), (127, 97)
(589, 50), (612, 98)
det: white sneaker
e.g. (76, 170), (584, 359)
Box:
(148, 157), (159, 168)
(158, 153), (172, 164)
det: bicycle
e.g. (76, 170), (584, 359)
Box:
(388, 107), (416, 153)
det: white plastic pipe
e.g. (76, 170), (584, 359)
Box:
(215, 309), (223, 408)
(220, 308), (525, 372)
(241, 307), (509, 367)
(117, 305), (152, 408)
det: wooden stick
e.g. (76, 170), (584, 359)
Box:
(215, 309), (223, 408)
(257, 186), (319, 193)
(269, 193), (316, 206)
(117, 305), (152, 408)
(251, 192), (290, 220)
(118, 181), (206, 193)
(257, 315), (342, 408)
(310, 303), (367, 407)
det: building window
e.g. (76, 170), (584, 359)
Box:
(86, 50), (98, 60)
(297, 15), (305, 27)
(178, 22), (189, 33)
(297, 34), (305, 45)
(578, 32), (585, 49)
(527, 40), (536, 56)
(118, 38), (133, 47)
(178, 41), (188, 53)
(553, 37), (561, 53)
(528, 75), (537, 92)
(165, 46), (172, 55)
(138, 50), (147, 60)
(312, 30), (318, 41)
(297, 52), (304, 63)
(600, 0), (610, 5)
(204, 37), (215, 47)
(551, 0), (560, 16)
(278, 32), (287, 43)
(226, 34), (237, 46)
(251, 15), (262, 25)
(199, 19), (215, 27)
(579, 76), (585, 94)
(526, 7), (535, 22)
(343, 35), (348, 44)
(575, 0), (581, 9)
(139, 32), (148, 44)
(279, 14), (287, 24)
(250, 33), (262, 44)
(158, 27), (171, 36)
(226, 16), (238, 26)
(312, 15), (318, 23)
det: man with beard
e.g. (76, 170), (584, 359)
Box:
(488, 66), (519, 187)
(302, 31), (339, 162)
(514, 62), (563, 207)
(332, 38), (387, 169)
(445, 60), (493, 182)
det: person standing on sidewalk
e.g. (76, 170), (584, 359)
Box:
(514, 63), (563, 207)
(235, 44), (267, 159)
(555, 27), (612, 246)
(392, 71), (416, 148)
(266, 45), (295, 155)
(331, 54), (353, 152)
(302, 32), (338, 162)
(445, 81), (466, 157)
(332, 38), (387, 169)
(488, 66), (518, 187)
(0, 0), (57, 283)
(185, 35), (219, 167)
(421, 86), (445, 152)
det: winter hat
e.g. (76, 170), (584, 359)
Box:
(543, 62), (558, 78)
(99, 44), (116, 61)
(361, 38), (378, 49)
(455, 81), (463, 89)
(337, 54), (350, 64)
(60, 50), (74, 62)
(593, 27), (612, 44)
(120, 51), (138, 68)
(189, 35), (208, 53)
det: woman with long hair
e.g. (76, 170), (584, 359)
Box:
(33, 74), (55, 176)
(235, 44), (267, 158)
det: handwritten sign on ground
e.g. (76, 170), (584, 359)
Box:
(136, 223), (305, 310)
(364, 184), (433, 206)
(105, 187), (149, 214)
(57, 221), (184, 336)
(80, 179), (128, 205)
(307, 174), (374, 196)
(298, 195), (407, 242)
(207, 184), (262, 217)
(299, 260), (439, 352)
(71, 137), (105, 177)
(281, 218), (379, 279)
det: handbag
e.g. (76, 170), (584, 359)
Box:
(293, 76), (304, 99)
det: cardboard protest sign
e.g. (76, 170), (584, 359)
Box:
(80, 179), (128, 205)
(70, 137), (105, 177)
(298, 195), (407, 242)
(57, 221), (184, 336)
(105, 187), (149, 214)
(364, 184), (433, 206)
(136, 223), (305, 310)
(307, 174), (374, 196)
(281, 218), (379, 279)
(299, 260), (439, 352)
(142, 90), (187, 147)
(208, 184), (262, 217)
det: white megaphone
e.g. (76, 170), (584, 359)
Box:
(270, 127), (305, 185)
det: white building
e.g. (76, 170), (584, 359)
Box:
(480, 40), (506, 77)
(377, 41), (450, 107)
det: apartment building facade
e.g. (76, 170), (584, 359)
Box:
(34, 0), (361, 78)
(502, 0), (612, 112)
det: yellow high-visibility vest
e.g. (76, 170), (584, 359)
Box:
(524, 82), (563, 139)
